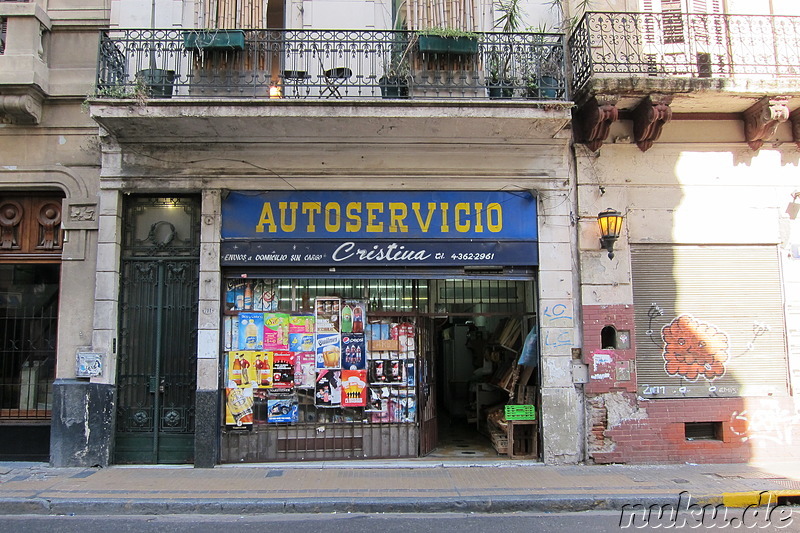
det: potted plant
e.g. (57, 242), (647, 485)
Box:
(134, 0), (176, 98)
(379, 35), (414, 98)
(485, 0), (525, 99)
(135, 68), (176, 98)
(486, 51), (514, 99)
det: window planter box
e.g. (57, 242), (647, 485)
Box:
(183, 30), (246, 51)
(417, 34), (479, 55)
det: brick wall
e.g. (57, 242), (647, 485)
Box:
(582, 305), (636, 393)
(589, 395), (800, 464)
(582, 304), (800, 464)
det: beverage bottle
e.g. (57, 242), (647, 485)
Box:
(353, 306), (363, 333)
(245, 319), (258, 350)
(341, 305), (353, 333)
(244, 282), (253, 309)
(231, 355), (242, 385)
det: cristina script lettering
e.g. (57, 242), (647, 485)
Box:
(332, 242), (431, 262)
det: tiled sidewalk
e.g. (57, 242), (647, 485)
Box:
(1, 460), (799, 515)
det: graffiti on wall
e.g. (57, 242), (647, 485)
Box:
(542, 302), (574, 349)
(661, 314), (730, 382)
(729, 407), (800, 446)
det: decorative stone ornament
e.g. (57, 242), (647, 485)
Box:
(574, 96), (619, 152)
(743, 96), (790, 151)
(632, 95), (673, 152)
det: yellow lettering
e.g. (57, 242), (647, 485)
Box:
(365, 202), (384, 232)
(487, 202), (503, 232)
(345, 202), (362, 232)
(256, 202), (276, 233)
(454, 203), (470, 232)
(412, 202), (436, 233)
(440, 203), (450, 232)
(474, 203), (484, 232)
(279, 201), (298, 232)
(388, 202), (408, 233)
(325, 202), (341, 232)
(301, 202), (322, 232)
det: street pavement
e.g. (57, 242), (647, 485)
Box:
(1, 458), (799, 516)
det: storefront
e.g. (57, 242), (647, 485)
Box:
(217, 190), (542, 461)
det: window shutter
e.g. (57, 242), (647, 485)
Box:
(632, 245), (789, 399)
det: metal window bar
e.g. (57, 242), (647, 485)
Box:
(0, 265), (58, 421)
(95, 29), (567, 101)
(220, 276), (535, 461)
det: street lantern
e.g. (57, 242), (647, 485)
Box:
(597, 208), (624, 260)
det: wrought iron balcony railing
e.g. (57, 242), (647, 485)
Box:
(95, 28), (566, 101)
(570, 12), (800, 94)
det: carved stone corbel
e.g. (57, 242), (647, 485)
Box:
(632, 95), (673, 152)
(0, 93), (44, 125)
(743, 96), (790, 151)
(574, 96), (619, 152)
(790, 107), (800, 150)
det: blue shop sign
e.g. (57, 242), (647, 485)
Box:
(222, 191), (538, 241)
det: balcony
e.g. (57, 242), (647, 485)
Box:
(569, 12), (800, 150)
(96, 28), (567, 101)
(90, 28), (574, 147)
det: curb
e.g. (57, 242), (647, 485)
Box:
(0, 494), (680, 516)
(722, 490), (800, 508)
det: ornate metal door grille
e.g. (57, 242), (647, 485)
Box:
(115, 197), (200, 464)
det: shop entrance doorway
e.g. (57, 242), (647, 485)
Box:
(429, 306), (538, 460)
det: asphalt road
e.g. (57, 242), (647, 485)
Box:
(1, 510), (796, 533)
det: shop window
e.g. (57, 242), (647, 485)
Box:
(219, 276), (537, 461)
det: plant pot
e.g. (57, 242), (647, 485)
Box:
(418, 34), (479, 55)
(539, 75), (561, 99)
(487, 80), (514, 99)
(183, 30), (246, 51)
(379, 76), (410, 99)
(135, 69), (175, 98)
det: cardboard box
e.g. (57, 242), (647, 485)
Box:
(368, 339), (400, 352)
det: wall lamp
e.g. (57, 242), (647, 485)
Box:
(597, 208), (624, 260)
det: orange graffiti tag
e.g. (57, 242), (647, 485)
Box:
(661, 314), (729, 382)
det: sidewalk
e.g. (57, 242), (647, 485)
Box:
(1, 459), (799, 515)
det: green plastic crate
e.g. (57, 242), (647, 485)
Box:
(505, 404), (536, 420)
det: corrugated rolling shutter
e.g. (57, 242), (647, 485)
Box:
(632, 245), (788, 398)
